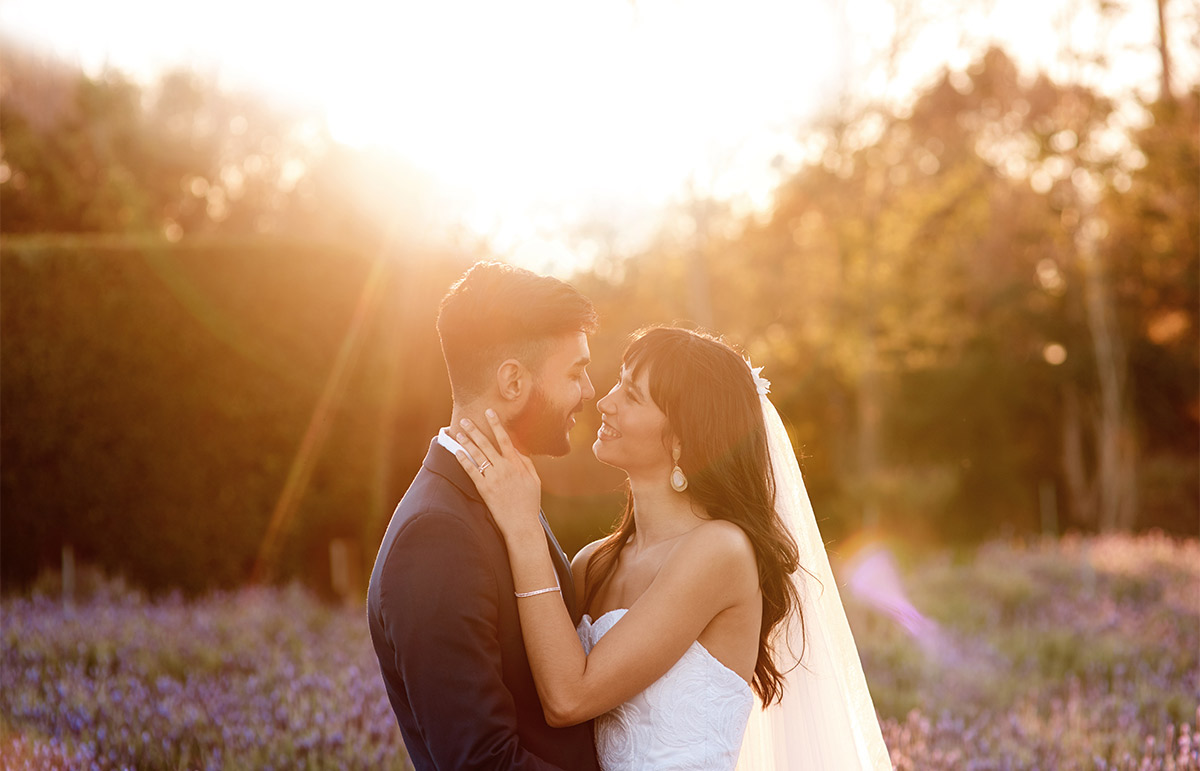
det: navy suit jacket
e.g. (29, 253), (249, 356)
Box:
(368, 438), (600, 770)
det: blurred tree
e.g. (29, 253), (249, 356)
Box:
(579, 44), (1196, 543)
(0, 54), (146, 232)
(1041, 0), (1198, 531)
(1100, 88), (1200, 531)
(728, 49), (1077, 539)
(0, 46), (328, 240)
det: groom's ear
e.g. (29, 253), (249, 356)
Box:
(495, 359), (527, 402)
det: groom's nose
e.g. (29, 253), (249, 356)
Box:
(582, 372), (596, 402)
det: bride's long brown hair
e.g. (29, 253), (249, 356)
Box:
(583, 326), (803, 706)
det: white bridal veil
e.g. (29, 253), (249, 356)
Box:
(736, 393), (894, 771)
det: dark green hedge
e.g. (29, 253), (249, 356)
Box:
(1, 236), (470, 593)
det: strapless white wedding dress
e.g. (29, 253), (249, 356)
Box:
(577, 609), (754, 771)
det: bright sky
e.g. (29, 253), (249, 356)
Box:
(2, 0), (1193, 275)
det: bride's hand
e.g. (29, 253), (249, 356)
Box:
(452, 409), (544, 542)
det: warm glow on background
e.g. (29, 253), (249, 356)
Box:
(2, 1), (1198, 766)
(1, 0), (1193, 273)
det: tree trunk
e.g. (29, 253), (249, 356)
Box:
(1157, 0), (1174, 103)
(1061, 385), (1094, 525)
(857, 337), (882, 527)
(1078, 208), (1137, 531)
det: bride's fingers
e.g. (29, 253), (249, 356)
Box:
(457, 417), (502, 460)
(452, 449), (485, 482)
(453, 431), (492, 470)
(483, 409), (517, 455)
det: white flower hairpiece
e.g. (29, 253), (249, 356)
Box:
(748, 362), (771, 396)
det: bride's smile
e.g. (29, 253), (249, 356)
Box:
(590, 365), (679, 480)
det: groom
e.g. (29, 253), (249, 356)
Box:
(368, 261), (601, 770)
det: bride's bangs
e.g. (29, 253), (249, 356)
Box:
(621, 328), (687, 412)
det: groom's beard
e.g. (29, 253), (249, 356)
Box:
(510, 382), (577, 457)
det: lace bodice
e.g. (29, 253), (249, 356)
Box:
(577, 609), (753, 771)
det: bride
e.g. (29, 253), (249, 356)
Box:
(452, 326), (892, 770)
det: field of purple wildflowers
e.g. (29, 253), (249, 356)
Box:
(2, 533), (1196, 770)
(1, 582), (407, 770)
(855, 533), (1199, 770)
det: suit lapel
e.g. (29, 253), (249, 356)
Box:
(424, 437), (580, 623)
(539, 511), (579, 624)
(423, 438), (484, 503)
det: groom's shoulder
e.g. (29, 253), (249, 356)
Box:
(374, 472), (493, 582)
(386, 456), (494, 547)
(394, 465), (484, 531)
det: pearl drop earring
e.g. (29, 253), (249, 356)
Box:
(670, 446), (688, 493)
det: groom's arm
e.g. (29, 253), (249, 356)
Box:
(378, 511), (567, 771)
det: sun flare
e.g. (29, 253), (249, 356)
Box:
(315, 0), (847, 262)
(0, 0), (846, 269)
(2, 0), (1191, 274)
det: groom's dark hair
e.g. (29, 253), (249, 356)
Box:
(437, 261), (598, 403)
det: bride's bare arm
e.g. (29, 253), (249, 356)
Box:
(520, 521), (755, 726)
(452, 412), (758, 727)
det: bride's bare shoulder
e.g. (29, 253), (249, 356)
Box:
(667, 519), (758, 584)
(689, 518), (755, 555)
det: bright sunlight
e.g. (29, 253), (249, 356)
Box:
(1, 0), (1189, 273)
(1, 0), (847, 268)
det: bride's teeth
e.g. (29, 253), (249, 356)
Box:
(599, 423), (621, 439)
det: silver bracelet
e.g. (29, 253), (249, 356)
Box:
(514, 586), (561, 598)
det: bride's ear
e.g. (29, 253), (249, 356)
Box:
(495, 359), (528, 403)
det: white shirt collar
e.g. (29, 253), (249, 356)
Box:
(437, 426), (464, 453)
(437, 427), (480, 469)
